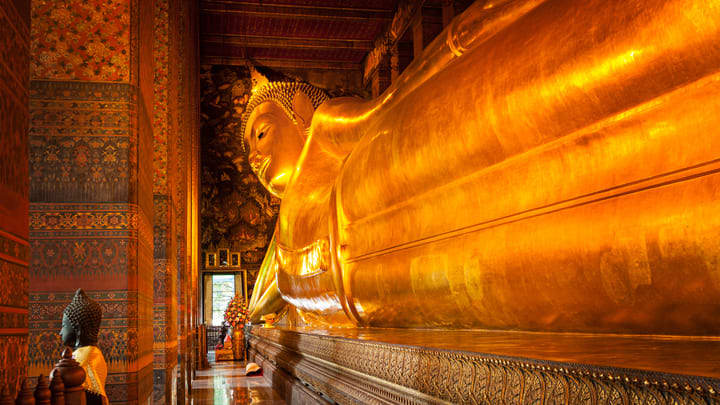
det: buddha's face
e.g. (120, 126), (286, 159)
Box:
(60, 313), (78, 347)
(244, 101), (306, 198)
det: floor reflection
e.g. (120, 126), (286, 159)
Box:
(191, 352), (284, 404)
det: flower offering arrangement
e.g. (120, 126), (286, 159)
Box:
(223, 294), (249, 329)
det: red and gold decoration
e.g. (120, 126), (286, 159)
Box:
(223, 294), (249, 361)
(0, 0), (30, 392)
(214, 334), (234, 362)
(31, 0), (131, 81)
(28, 0), (201, 402)
(223, 295), (249, 330)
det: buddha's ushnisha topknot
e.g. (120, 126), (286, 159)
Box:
(63, 288), (102, 341)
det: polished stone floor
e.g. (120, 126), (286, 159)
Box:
(191, 353), (284, 404)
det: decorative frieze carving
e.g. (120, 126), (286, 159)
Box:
(249, 327), (720, 405)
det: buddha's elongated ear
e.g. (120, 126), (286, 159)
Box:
(75, 328), (83, 347)
(292, 90), (315, 130)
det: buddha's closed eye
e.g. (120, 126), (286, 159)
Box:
(257, 131), (266, 140)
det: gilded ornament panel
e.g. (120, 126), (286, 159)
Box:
(31, 0), (131, 81)
(249, 327), (720, 405)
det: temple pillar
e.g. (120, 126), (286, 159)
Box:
(174, 69), (188, 403)
(362, 0), (425, 94)
(370, 51), (392, 98)
(412, 11), (424, 59)
(175, 0), (200, 402)
(152, 0), (181, 402)
(369, 42), (401, 97)
(28, 1), (156, 404)
(28, 0), (199, 401)
(390, 44), (400, 83)
(441, 0), (455, 27)
(0, 0), (30, 394)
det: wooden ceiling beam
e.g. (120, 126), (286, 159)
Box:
(201, 34), (374, 51)
(200, 1), (394, 22)
(201, 56), (362, 71)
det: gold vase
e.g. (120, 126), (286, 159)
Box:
(232, 329), (244, 361)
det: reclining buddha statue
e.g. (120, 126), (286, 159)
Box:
(246, 0), (720, 335)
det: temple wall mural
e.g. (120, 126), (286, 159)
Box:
(28, 1), (200, 404)
(200, 65), (279, 267)
(0, 0), (30, 393)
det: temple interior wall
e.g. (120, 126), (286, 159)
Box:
(0, 0), (30, 394)
(26, 1), (201, 404)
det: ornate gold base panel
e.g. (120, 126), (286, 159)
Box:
(248, 348), (332, 405)
(248, 327), (720, 404)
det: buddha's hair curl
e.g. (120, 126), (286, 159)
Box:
(63, 289), (102, 342)
(240, 81), (328, 152)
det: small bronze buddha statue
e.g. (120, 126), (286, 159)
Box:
(60, 289), (108, 405)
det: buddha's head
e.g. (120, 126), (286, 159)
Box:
(60, 289), (102, 348)
(242, 82), (328, 198)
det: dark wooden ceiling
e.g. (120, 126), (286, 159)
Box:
(199, 0), (467, 72)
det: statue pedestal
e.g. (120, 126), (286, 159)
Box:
(215, 336), (234, 362)
(247, 326), (720, 404)
(215, 348), (234, 362)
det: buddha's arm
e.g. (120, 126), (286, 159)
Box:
(249, 278), (285, 323)
(248, 234), (286, 322)
(248, 233), (276, 310)
(272, 132), (358, 326)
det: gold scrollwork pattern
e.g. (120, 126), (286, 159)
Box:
(249, 327), (720, 405)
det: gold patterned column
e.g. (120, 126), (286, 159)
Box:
(0, 0), (30, 394)
(29, 1), (157, 403)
